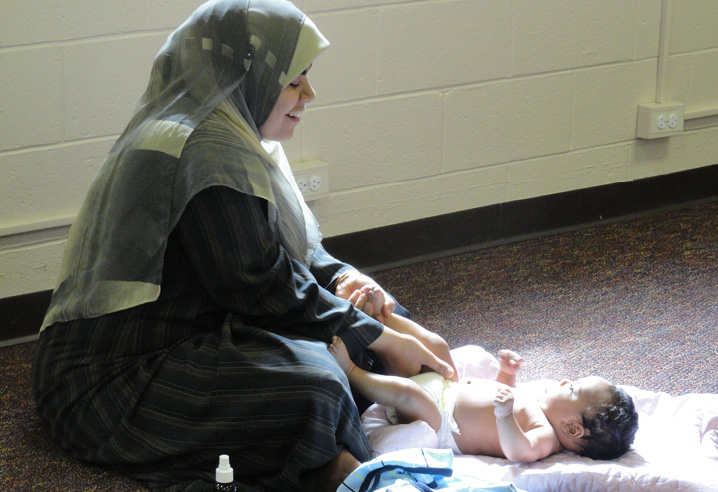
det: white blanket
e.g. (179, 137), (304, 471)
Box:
(362, 346), (718, 492)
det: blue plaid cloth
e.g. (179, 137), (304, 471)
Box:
(338, 448), (519, 492)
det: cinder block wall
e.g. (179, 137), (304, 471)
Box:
(1, 0), (718, 299)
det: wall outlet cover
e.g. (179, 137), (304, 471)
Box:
(637, 102), (684, 139)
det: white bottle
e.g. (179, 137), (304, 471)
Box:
(215, 454), (237, 492)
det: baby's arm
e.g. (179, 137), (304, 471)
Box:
(493, 388), (556, 462)
(496, 350), (523, 387)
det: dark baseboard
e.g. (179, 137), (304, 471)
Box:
(323, 164), (718, 272)
(0, 290), (52, 346)
(2, 164), (717, 345)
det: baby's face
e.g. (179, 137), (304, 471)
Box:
(542, 376), (613, 418)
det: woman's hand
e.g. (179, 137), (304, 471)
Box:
(335, 270), (395, 323)
(367, 327), (455, 381)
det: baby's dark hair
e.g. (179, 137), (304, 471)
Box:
(577, 384), (638, 460)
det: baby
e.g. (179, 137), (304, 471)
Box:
(329, 316), (638, 463)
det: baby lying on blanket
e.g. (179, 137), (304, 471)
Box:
(329, 315), (638, 463)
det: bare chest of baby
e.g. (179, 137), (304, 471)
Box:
(451, 378), (547, 457)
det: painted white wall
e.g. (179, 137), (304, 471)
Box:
(1, 0), (717, 299)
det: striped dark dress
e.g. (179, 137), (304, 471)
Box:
(32, 186), (384, 491)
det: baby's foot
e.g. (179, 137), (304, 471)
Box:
(328, 336), (355, 374)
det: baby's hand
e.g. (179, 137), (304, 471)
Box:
(493, 387), (515, 419)
(498, 349), (524, 376)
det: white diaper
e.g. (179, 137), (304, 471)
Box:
(386, 372), (461, 454)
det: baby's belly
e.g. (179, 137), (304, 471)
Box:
(452, 379), (505, 457)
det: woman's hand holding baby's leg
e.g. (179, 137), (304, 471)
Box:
(335, 270), (395, 323)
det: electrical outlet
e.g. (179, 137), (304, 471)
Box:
(291, 159), (329, 201)
(637, 102), (684, 139)
(296, 178), (308, 194)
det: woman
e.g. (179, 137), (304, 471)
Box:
(32, 1), (455, 490)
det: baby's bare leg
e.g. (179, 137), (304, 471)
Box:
(328, 336), (442, 430)
(328, 336), (407, 405)
(383, 314), (458, 381)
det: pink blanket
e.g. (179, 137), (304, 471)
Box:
(362, 346), (718, 492)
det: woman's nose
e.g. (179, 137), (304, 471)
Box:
(301, 81), (316, 103)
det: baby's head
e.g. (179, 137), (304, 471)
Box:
(542, 376), (638, 460)
(576, 382), (638, 459)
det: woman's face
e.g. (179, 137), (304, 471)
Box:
(259, 65), (315, 142)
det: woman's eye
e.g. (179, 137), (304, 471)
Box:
(289, 83), (299, 88)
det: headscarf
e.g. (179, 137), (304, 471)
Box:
(42, 0), (329, 330)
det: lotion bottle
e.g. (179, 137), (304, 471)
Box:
(215, 454), (237, 492)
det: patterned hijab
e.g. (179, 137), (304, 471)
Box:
(42, 0), (329, 329)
